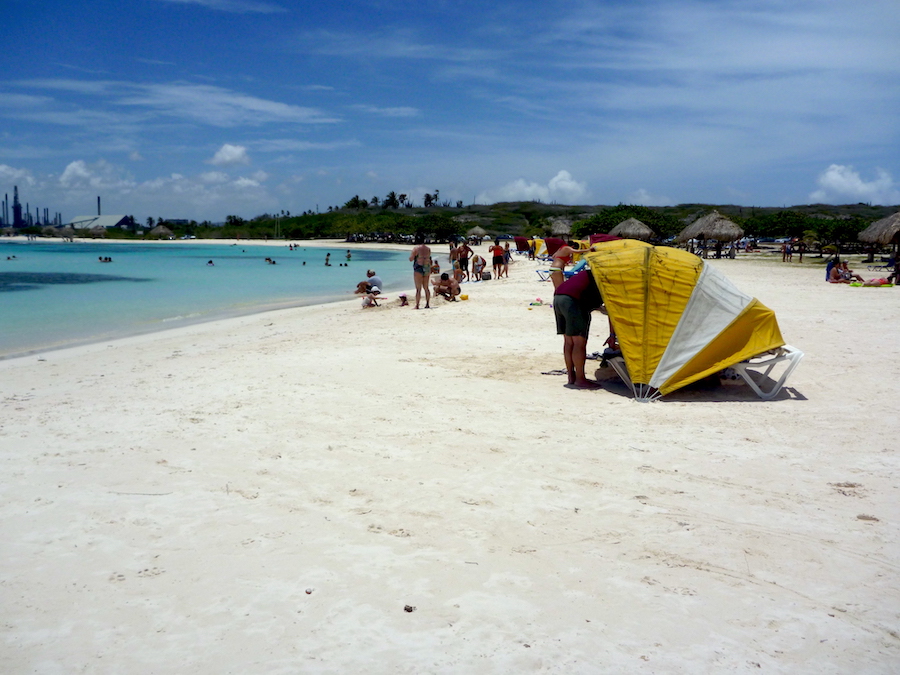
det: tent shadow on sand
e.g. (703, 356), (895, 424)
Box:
(592, 363), (807, 402)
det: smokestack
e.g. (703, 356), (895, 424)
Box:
(98, 196), (101, 216)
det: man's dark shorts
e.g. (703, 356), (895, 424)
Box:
(554, 295), (592, 337)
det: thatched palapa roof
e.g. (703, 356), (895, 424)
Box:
(548, 217), (572, 236)
(149, 225), (174, 238)
(609, 218), (654, 241)
(858, 210), (900, 245)
(466, 225), (487, 237)
(676, 210), (744, 243)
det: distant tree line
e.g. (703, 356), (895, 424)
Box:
(44, 199), (892, 249)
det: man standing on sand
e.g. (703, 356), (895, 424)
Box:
(410, 243), (432, 309)
(457, 241), (473, 282)
(554, 268), (606, 389)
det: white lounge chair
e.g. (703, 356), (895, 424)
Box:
(603, 345), (804, 401)
(729, 345), (804, 400)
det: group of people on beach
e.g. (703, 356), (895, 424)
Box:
(406, 238), (514, 309)
(828, 259), (897, 286)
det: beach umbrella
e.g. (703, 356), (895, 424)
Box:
(467, 226), (487, 237)
(858, 210), (900, 245)
(59, 226), (76, 239)
(585, 239), (791, 401)
(89, 225), (107, 238)
(676, 210), (744, 243)
(609, 218), (655, 241)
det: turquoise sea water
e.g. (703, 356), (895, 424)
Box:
(0, 240), (415, 359)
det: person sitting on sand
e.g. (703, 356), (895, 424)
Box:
(355, 269), (383, 296)
(840, 262), (864, 283)
(828, 262), (851, 284)
(361, 284), (382, 307)
(432, 273), (461, 301)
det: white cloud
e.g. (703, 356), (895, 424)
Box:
(0, 164), (36, 186)
(627, 188), (673, 206)
(353, 104), (420, 118)
(128, 150), (144, 161)
(154, 0), (286, 14)
(209, 144), (249, 166)
(477, 170), (586, 204)
(233, 177), (262, 188)
(59, 159), (134, 191)
(118, 83), (338, 127)
(249, 170), (269, 182)
(548, 170), (587, 201)
(809, 164), (900, 205)
(200, 171), (230, 183)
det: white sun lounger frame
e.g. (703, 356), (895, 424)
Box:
(607, 345), (804, 402)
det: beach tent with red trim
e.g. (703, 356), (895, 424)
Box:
(584, 239), (789, 400)
(514, 236), (531, 253)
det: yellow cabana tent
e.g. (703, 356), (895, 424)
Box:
(585, 239), (792, 401)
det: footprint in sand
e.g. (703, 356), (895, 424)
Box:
(109, 573), (126, 582)
(137, 567), (165, 577)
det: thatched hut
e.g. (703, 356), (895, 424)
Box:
(59, 226), (76, 241)
(609, 218), (654, 241)
(148, 225), (174, 239)
(89, 225), (107, 239)
(548, 217), (573, 236)
(466, 225), (487, 238)
(858, 211), (900, 247)
(676, 210), (744, 243)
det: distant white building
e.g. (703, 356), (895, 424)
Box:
(69, 215), (130, 229)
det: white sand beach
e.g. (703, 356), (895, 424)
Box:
(1, 245), (898, 673)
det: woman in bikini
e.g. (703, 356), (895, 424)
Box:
(409, 243), (432, 309)
(549, 244), (577, 289)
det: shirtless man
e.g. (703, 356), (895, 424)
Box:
(432, 273), (461, 301)
(409, 243), (432, 309)
(457, 241), (473, 281)
(549, 244), (577, 288)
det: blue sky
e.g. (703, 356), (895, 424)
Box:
(2, 0), (899, 223)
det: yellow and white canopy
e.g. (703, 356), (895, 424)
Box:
(584, 240), (785, 398)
